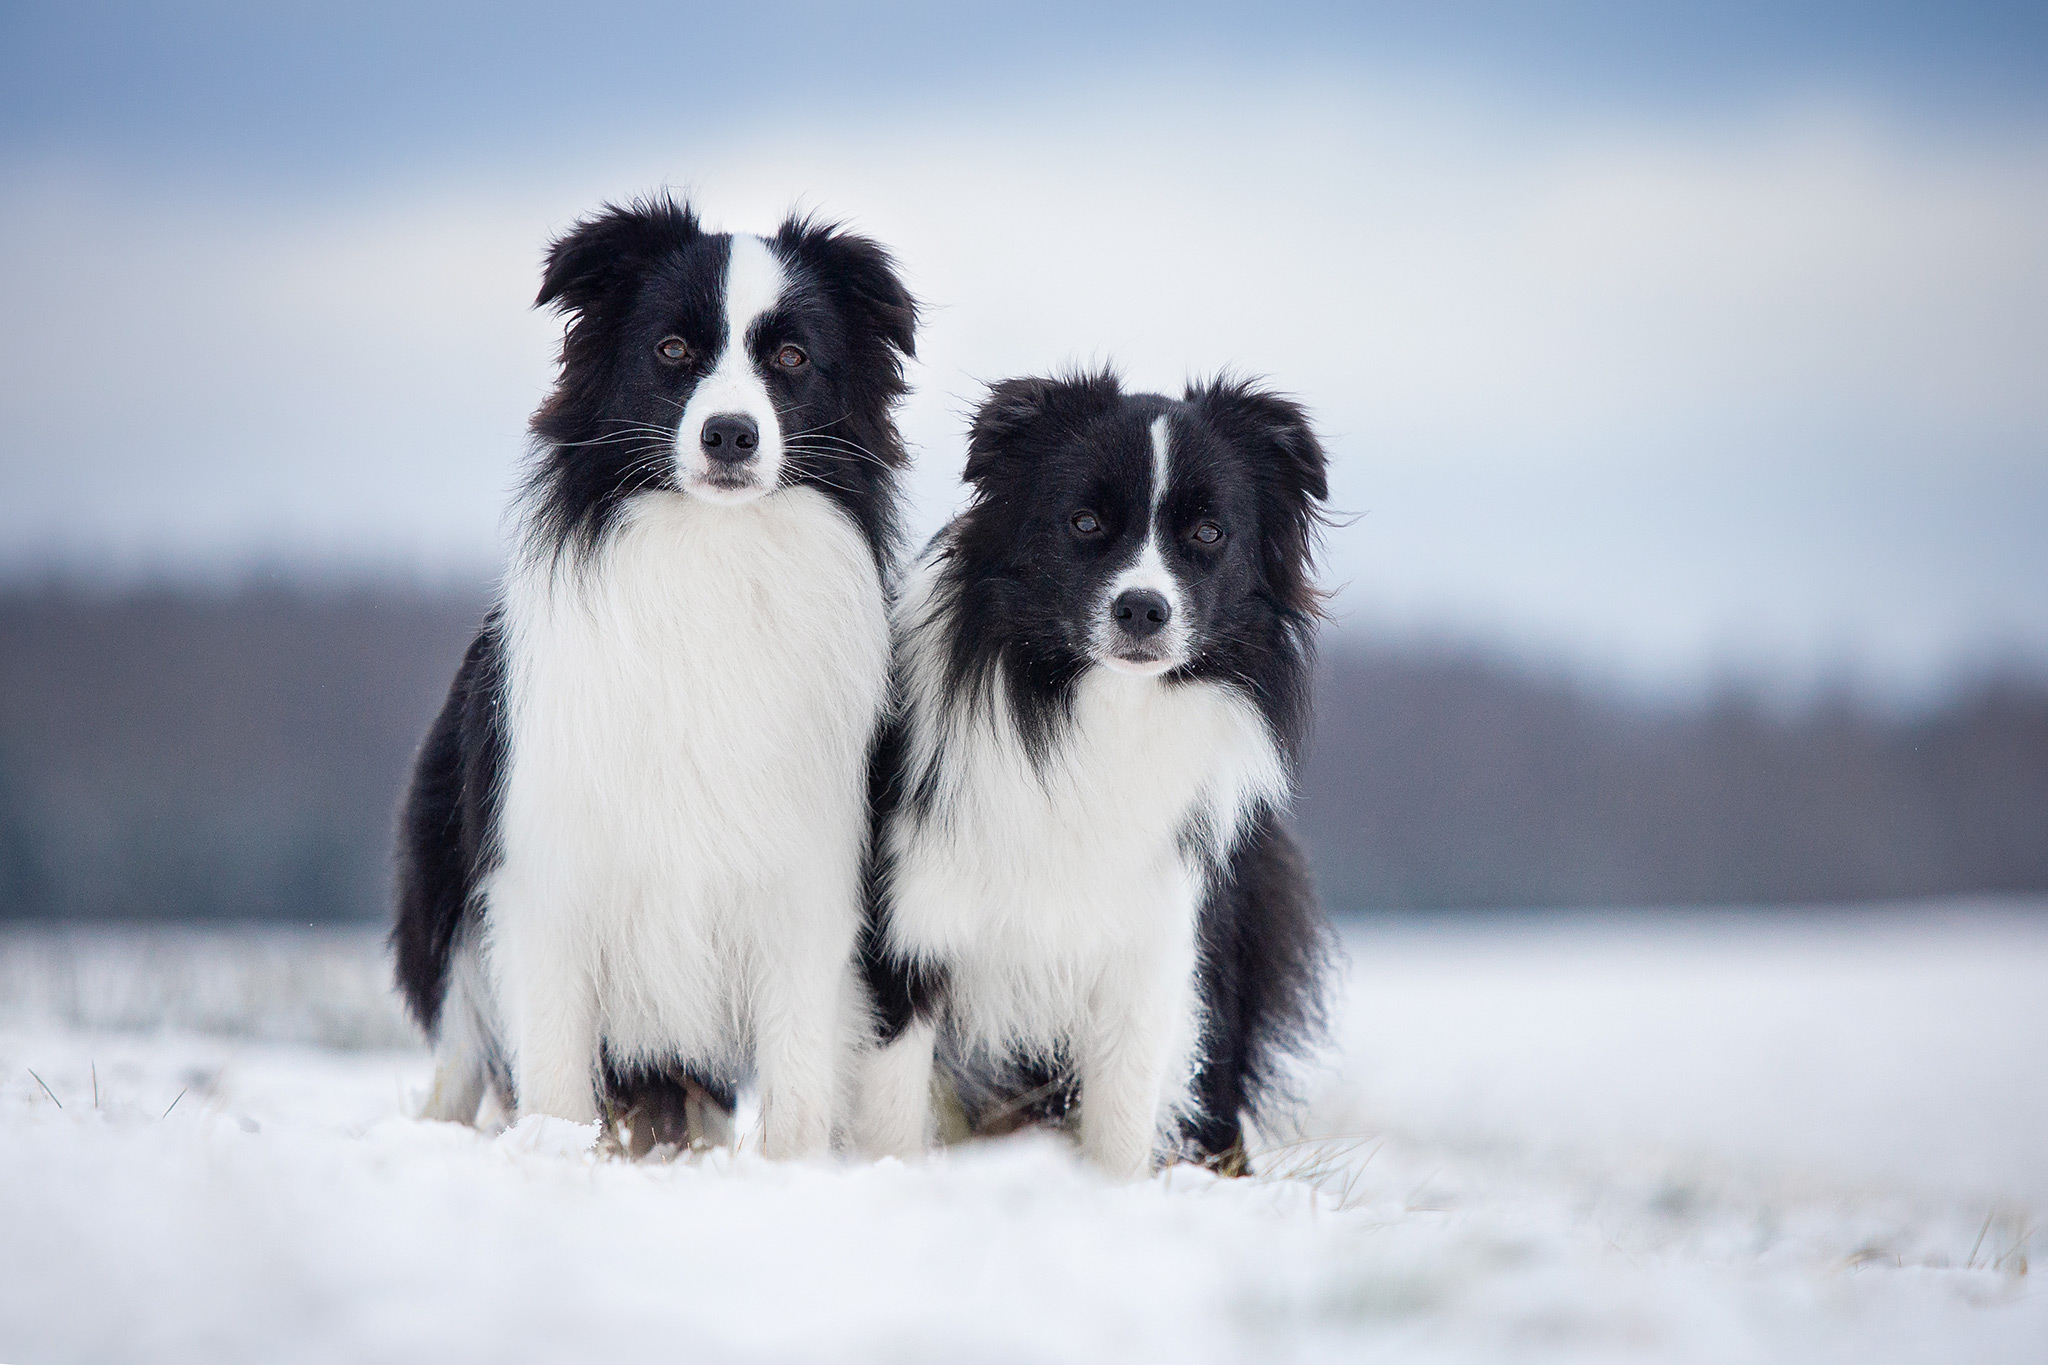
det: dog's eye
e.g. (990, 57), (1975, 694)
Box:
(775, 344), (808, 369)
(1190, 520), (1224, 546)
(655, 336), (690, 365)
(1070, 510), (1103, 536)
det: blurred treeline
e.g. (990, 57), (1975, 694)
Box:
(1298, 645), (2047, 909)
(1, 584), (2043, 921)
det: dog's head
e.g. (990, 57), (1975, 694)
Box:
(526, 196), (916, 553)
(952, 369), (1328, 682)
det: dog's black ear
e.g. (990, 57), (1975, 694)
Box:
(1186, 374), (1329, 617)
(964, 370), (1124, 485)
(776, 215), (918, 358)
(1185, 374), (1328, 503)
(536, 196), (699, 315)
(964, 377), (1061, 484)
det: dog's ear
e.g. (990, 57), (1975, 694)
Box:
(964, 377), (1061, 484)
(1184, 374), (1328, 503)
(1186, 374), (1329, 616)
(536, 196), (699, 316)
(964, 370), (1124, 486)
(776, 215), (918, 358)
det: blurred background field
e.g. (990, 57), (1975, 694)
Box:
(1, 583), (2042, 923)
(0, 922), (412, 1048)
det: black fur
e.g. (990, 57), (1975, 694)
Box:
(526, 197), (915, 571)
(1181, 810), (1330, 1162)
(863, 367), (1337, 1166)
(930, 368), (1326, 780)
(391, 615), (506, 1039)
(391, 195), (916, 1127)
(858, 667), (951, 1043)
(600, 1053), (740, 1158)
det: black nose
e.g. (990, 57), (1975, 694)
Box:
(700, 413), (759, 463)
(1112, 589), (1172, 639)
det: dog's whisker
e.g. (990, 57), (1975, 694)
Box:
(556, 427), (680, 449)
(784, 439), (894, 470)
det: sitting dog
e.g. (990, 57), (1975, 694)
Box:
(392, 195), (916, 1157)
(856, 369), (1335, 1176)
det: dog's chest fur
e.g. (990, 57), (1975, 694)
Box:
(886, 556), (1288, 1048)
(488, 488), (888, 1065)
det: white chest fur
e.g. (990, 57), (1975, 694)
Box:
(884, 556), (1288, 1055)
(485, 488), (889, 1111)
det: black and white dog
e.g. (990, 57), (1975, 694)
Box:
(392, 196), (916, 1158)
(856, 369), (1335, 1177)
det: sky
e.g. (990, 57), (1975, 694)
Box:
(2, 2), (2044, 700)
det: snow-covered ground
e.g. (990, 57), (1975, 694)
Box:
(2, 903), (2042, 1363)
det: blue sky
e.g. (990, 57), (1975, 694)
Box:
(2, 3), (2044, 698)
(6, 2), (2044, 173)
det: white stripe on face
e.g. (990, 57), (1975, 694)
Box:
(1095, 414), (1191, 676)
(676, 234), (788, 504)
(1150, 412), (1172, 517)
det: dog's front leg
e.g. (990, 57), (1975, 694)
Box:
(1077, 927), (1197, 1179)
(751, 886), (859, 1160)
(853, 1018), (938, 1159)
(495, 910), (600, 1124)
(1076, 997), (1172, 1178)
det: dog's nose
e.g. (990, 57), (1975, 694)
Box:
(699, 413), (759, 463)
(1112, 589), (1172, 639)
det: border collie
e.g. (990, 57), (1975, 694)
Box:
(855, 369), (1335, 1177)
(391, 196), (916, 1159)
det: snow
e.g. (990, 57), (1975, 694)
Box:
(3, 903), (2043, 1363)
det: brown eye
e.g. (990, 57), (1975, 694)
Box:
(1070, 510), (1102, 536)
(776, 344), (808, 369)
(1190, 520), (1224, 546)
(656, 336), (689, 364)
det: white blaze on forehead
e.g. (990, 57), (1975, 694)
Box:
(1135, 414), (1177, 576)
(719, 234), (786, 354)
(1148, 414), (1172, 517)
(1096, 411), (1192, 673)
(675, 234), (789, 501)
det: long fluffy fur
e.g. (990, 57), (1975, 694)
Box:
(391, 195), (916, 1157)
(857, 368), (1336, 1176)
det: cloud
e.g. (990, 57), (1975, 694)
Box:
(2, 78), (2043, 693)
